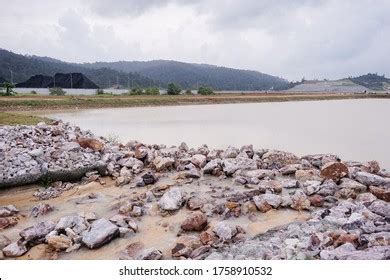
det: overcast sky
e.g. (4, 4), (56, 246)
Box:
(0, 0), (389, 81)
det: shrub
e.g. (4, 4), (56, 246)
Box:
(167, 83), (182, 95)
(145, 87), (160, 95)
(185, 89), (192, 95)
(49, 87), (66, 96)
(30, 90), (37, 95)
(197, 86), (214, 95)
(96, 89), (105, 95)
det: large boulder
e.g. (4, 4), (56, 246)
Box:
(221, 146), (239, 158)
(261, 150), (299, 169)
(172, 235), (202, 258)
(191, 154), (207, 168)
(213, 222), (237, 241)
(368, 200), (390, 217)
(19, 221), (56, 243)
(0, 205), (19, 217)
(81, 218), (119, 249)
(369, 186), (390, 202)
(117, 157), (144, 173)
(320, 162), (349, 181)
(290, 190), (311, 211)
(47, 235), (73, 250)
(339, 178), (367, 193)
(158, 188), (184, 211)
(153, 157), (175, 172)
(56, 215), (88, 234)
(181, 212), (208, 232)
(2, 241), (28, 258)
(354, 172), (387, 186)
(253, 194), (282, 210)
(202, 159), (222, 175)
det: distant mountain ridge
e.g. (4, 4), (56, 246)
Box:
(0, 49), (156, 89)
(1, 48), (388, 92)
(0, 48), (289, 90)
(82, 60), (289, 90)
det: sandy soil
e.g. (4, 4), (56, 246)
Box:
(0, 173), (309, 260)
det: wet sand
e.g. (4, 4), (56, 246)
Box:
(0, 174), (309, 260)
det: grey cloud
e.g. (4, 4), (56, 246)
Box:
(85, 0), (173, 16)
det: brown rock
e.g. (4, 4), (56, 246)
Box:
(225, 201), (240, 210)
(77, 138), (104, 151)
(308, 195), (324, 207)
(199, 231), (216, 245)
(333, 233), (359, 248)
(171, 235), (201, 258)
(362, 161), (380, 174)
(153, 156), (175, 172)
(0, 217), (18, 230)
(47, 235), (72, 250)
(369, 186), (390, 202)
(320, 162), (349, 181)
(181, 212), (208, 232)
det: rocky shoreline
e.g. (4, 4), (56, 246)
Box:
(0, 121), (389, 260)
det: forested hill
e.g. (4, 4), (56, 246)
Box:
(0, 49), (156, 88)
(350, 73), (390, 91)
(82, 60), (289, 90)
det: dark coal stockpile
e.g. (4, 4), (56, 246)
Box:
(53, 73), (99, 89)
(15, 73), (99, 89)
(16, 75), (53, 88)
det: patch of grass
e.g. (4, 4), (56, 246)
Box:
(0, 112), (53, 126)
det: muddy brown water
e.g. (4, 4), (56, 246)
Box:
(45, 99), (390, 170)
(0, 174), (308, 260)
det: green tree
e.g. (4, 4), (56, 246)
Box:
(0, 82), (15, 96)
(49, 87), (66, 96)
(145, 87), (159, 95)
(197, 86), (214, 95)
(167, 83), (181, 95)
